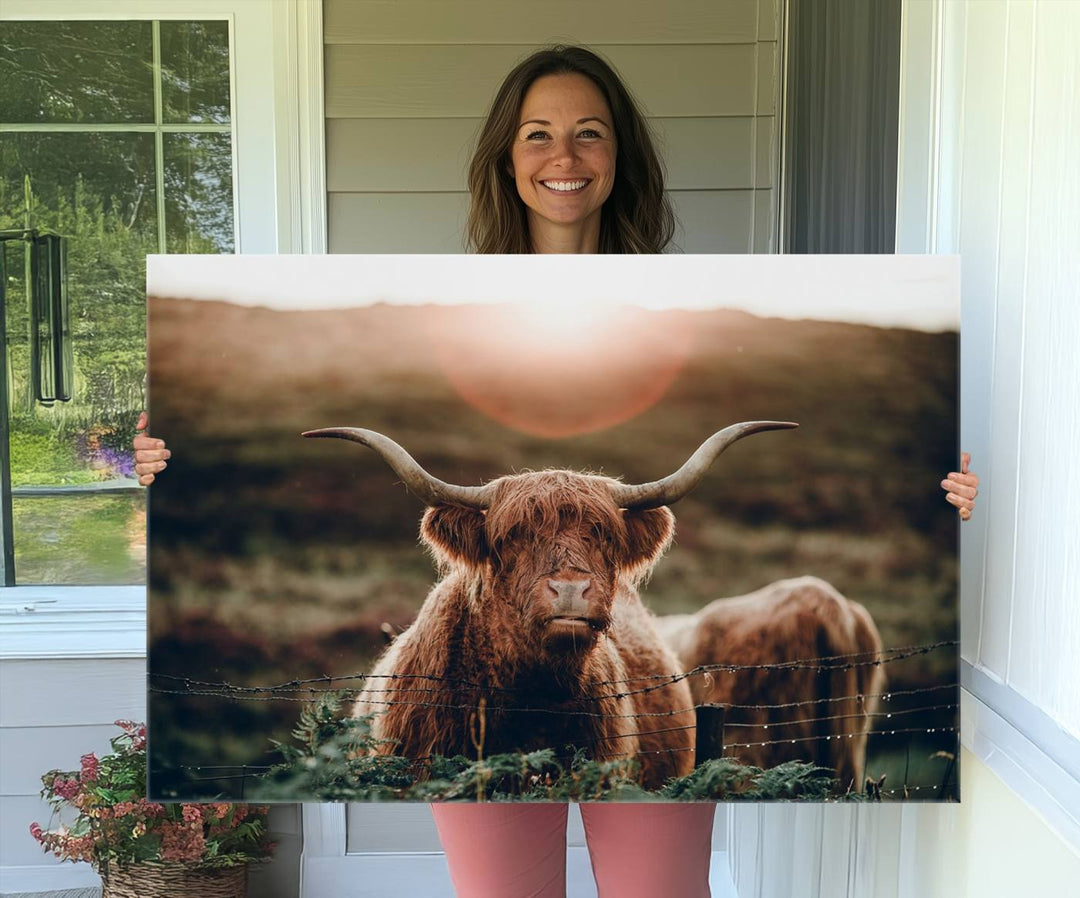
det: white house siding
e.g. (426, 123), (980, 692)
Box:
(728, 1), (1080, 895)
(0, 657), (145, 896)
(323, 0), (782, 254)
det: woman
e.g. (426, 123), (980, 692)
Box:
(136, 46), (979, 898)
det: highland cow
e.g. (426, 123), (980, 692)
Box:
(655, 576), (885, 790)
(303, 421), (796, 790)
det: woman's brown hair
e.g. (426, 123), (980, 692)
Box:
(466, 46), (675, 254)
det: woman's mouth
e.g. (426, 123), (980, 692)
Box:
(540, 179), (591, 194)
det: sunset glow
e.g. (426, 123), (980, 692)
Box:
(425, 303), (694, 438)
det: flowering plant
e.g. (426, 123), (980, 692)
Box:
(31, 721), (273, 872)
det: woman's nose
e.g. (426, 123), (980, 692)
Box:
(549, 134), (578, 165)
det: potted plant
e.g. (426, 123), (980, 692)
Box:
(30, 720), (273, 897)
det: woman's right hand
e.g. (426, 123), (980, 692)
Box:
(133, 411), (170, 486)
(941, 452), (979, 521)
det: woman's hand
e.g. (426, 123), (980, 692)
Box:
(133, 411), (170, 486)
(941, 452), (979, 521)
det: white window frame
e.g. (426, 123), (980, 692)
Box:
(0, 0), (326, 660)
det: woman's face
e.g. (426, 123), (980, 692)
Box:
(509, 73), (617, 239)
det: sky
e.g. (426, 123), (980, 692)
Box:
(147, 254), (960, 331)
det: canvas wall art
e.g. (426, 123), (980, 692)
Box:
(146, 254), (959, 803)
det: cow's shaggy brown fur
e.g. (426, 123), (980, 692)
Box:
(655, 576), (885, 790)
(354, 471), (696, 789)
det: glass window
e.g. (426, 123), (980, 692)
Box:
(160, 21), (231, 125)
(0, 19), (234, 585)
(0, 21), (155, 124)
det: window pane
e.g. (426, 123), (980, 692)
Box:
(2, 132), (156, 494)
(0, 133), (158, 240)
(164, 133), (235, 252)
(160, 21), (232, 124)
(12, 493), (146, 585)
(0, 21), (154, 124)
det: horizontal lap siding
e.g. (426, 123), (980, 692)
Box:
(326, 44), (762, 118)
(324, 0), (781, 254)
(327, 117), (771, 192)
(324, 0), (760, 45)
(328, 189), (763, 254)
(0, 658), (145, 868)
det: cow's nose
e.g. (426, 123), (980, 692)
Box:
(547, 579), (592, 617)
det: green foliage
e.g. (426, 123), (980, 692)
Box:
(8, 428), (88, 484)
(250, 696), (847, 803)
(13, 492), (145, 585)
(746, 761), (841, 801)
(659, 758), (758, 800)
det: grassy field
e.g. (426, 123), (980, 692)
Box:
(13, 493), (145, 585)
(147, 298), (959, 800)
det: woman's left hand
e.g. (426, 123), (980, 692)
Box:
(133, 412), (170, 486)
(941, 452), (979, 521)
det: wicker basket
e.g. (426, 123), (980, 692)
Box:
(100, 862), (247, 898)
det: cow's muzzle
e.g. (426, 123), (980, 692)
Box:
(543, 578), (608, 634)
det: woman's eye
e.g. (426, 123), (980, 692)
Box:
(525, 130), (550, 141)
(578, 129), (602, 139)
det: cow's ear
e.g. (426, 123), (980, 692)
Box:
(621, 506), (675, 577)
(421, 505), (488, 568)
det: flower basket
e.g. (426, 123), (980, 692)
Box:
(31, 721), (273, 893)
(101, 862), (247, 898)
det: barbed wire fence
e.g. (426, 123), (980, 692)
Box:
(149, 640), (959, 801)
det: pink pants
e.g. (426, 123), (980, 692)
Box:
(431, 803), (715, 898)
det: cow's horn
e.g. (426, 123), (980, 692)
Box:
(608, 421), (799, 510)
(302, 427), (493, 508)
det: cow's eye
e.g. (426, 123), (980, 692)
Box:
(591, 525), (614, 547)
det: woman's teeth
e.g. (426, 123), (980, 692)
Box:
(542, 180), (588, 192)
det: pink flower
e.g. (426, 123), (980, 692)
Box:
(137, 799), (166, 818)
(160, 821), (206, 863)
(52, 778), (80, 801)
(80, 753), (99, 782)
(181, 805), (202, 824)
(29, 822), (43, 842)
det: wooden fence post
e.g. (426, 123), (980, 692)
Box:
(695, 703), (727, 764)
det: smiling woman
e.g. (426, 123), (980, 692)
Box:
(509, 73), (617, 252)
(466, 45), (673, 255)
